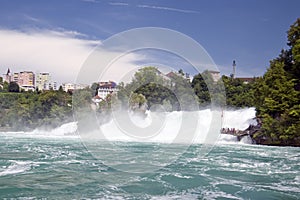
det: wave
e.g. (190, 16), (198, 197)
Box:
(0, 122), (79, 139)
(0, 161), (34, 177)
(217, 134), (253, 145)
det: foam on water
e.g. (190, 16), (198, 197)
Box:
(0, 161), (33, 176)
(30, 121), (78, 137)
(217, 134), (253, 145)
(0, 122), (79, 139)
(0, 127), (299, 199)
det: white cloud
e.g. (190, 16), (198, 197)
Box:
(0, 29), (144, 84)
(0, 29), (98, 83)
(23, 14), (41, 23)
(81, 0), (100, 3)
(109, 2), (129, 6)
(137, 4), (199, 14)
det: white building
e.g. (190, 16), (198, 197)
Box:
(36, 73), (50, 90)
(98, 87), (119, 99)
(97, 81), (118, 99)
(62, 83), (88, 92)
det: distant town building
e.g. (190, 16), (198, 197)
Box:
(208, 70), (221, 82)
(36, 73), (58, 91)
(13, 73), (19, 83)
(92, 95), (103, 107)
(165, 71), (178, 79)
(62, 83), (74, 92)
(98, 80), (117, 88)
(49, 81), (58, 90)
(236, 77), (255, 84)
(232, 60), (236, 78)
(62, 83), (88, 92)
(97, 81), (118, 99)
(3, 68), (12, 83)
(165, 71), (191, 82)
(36, 72), (51, 91)
(14, 71), (35, 91)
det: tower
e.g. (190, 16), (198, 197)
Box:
(232, 60), (236, 78)
(4, 68), (12, 83)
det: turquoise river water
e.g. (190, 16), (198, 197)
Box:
(0, 133), (299, 199)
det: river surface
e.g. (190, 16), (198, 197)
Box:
(0, 134), (299, 199)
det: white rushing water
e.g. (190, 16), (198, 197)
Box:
(0, 122), (79, 139)
(222, 107), (257, 130)
(218, 107), (256, 145)
(1, 108), (256, 144)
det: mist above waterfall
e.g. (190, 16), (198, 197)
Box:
(1, 108), (257, 146)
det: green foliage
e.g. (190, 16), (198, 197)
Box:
(58, 85), (64, 92)
(222, 75), (256, 108)
(131, 67), (165, 87)
(8, 82), (19, 92)
(0, 91), (72, 131)
(191, 70), (251, 108)
(254, 18), (300, 146)
(117, 82), (130, 109)
(117, 67), (170, 111)
(171, 72), (198, 110)
(129, 93), (147, 111)
(118, 66), (198, 111)
(191, 71), (210, 106)
(72, 88), (93, 109)
(91, 82), (99, 96)
(178, 69), (184, 76)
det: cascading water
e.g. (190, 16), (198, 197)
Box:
(219, 107), (257, 144)
(0, 108), (257, 144)
(222, 107), (256, 130)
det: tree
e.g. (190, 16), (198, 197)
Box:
(191, 71), (211, 106)
(286, 18), (300, 90)
(221, 75), (255, 108)
(117, 82), (130, 109)
(91, 82), (99, 96)
(170, 71), (198, 110)
(178, 69), (184, 76)
(72, 88), (93, 109)
(122, 66), (172, 110)
(253, 18), (300, 146)
(130, 67), (165, 88)
(8, 82), (19, 92)
(129, 93), (147, 112)
(58, 85), (64, 92)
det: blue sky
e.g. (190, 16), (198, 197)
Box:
(0, 0), (299, 82)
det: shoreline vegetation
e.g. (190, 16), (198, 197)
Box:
(1, 18), (299, 147)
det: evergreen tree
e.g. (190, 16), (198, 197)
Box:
(254, 18), (300, 146)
